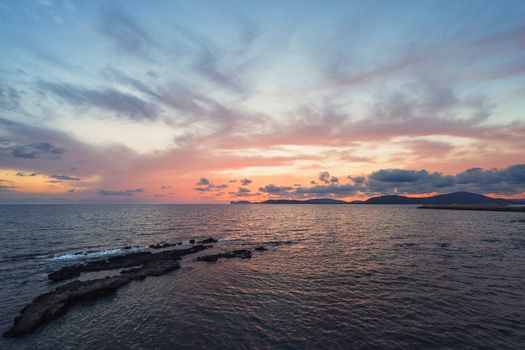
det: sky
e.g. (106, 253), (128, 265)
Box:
(0, 0), (524, 203)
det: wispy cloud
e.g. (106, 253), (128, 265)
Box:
(49, 174), (81, 181)
(39, 81), (158, 121)
(1, 2), (525, 203)
(98, 188), (144, 196)
(0, 141), (65, 159)
(99, 7), (153, 58)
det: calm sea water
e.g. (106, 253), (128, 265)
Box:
(0, 204), (524, 349)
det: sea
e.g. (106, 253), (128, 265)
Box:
(0, 204), (524, 349)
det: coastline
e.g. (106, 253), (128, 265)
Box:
(418, 205), (525, 212)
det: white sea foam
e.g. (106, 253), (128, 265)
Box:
(51, 247), (144, 261)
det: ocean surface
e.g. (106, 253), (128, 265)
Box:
(0, 204), (524, 349)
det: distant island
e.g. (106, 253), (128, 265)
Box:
(231, 191), (525, 207)
(232, 198), (350, 205)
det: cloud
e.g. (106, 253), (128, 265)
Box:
(454, 164), (525, 186)
(366, 169), (454, 194)
(98, 188), (144, 196)
(219, 80), (519, 152)
(229, 186), (255, 197)
(453, 164), (525, 194)
(318, 171), (338, 184)
(369, 169), (429, 183)
(39, 81), (158, 121)
(194, 177), (216, 192)
(99, 8), (152, 57)
(0, 84), (20, 111)
(255, 164), (525, 199)
(49, 174), (81, 181)
(194, 177), (228, 193)
(2, 5), (525, 204)
(196, 178), (210, 186)
(348, 176), (365, 185)
(258, 184), (293, 194)
(16, 172), (39, 177)
(0, 117), (136, 181)
(506, 164), (525, 184)
(194, 186), (212, 192)
(0, 141), (66, 159)
(455, 167), (505, 185)
(174, 26), (250, 94)
(319, 171), (330, 184)
(294, 184), (360, 197)
(240, 178), (252, 185)
(0, 178), (16, 191)
(401, 139), (454, 159)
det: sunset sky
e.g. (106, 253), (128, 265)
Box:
(1, 0), (524, 203)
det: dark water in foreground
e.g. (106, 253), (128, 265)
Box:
(0, 204), (524, 349)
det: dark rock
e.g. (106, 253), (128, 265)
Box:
(120, 260), (181, 280)
(6, 245), (213, 337)
(197, 238), (218, 244)
(3, 276), (131, 337)
(48, 251), (152, 281)
(197, 249), (252, 262)
(48, 266), (82, 281)
(48, 245), (211, 282)
(254, 246), (268, 251)
(264, 241), (295, 247)
(189, 239), (195, 244)
(149, 242), (187, 249)
(149, 242), (176, 249)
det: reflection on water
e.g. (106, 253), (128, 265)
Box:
(0, 204), (524, 349)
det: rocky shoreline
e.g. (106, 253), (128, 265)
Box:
(48, 244), (211, 282)
(4, 239), (266, 338)
(197, 249), (252, 262)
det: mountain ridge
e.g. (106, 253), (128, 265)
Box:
(230, 191), (513, 205)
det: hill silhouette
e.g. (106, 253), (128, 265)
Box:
(231, 192), (512, 205)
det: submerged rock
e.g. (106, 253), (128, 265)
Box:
(189, 239), (195, 244)
(197, 249), (252, 262)
(198, 237), (218, 244)
(3, 276), (132, 337)
(264, 241), (295, 247)
(254, 246), (268, 251)
(120, 259), (181, 280)
(48, 245), (211, 282)
(149, 242), (182, 249)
